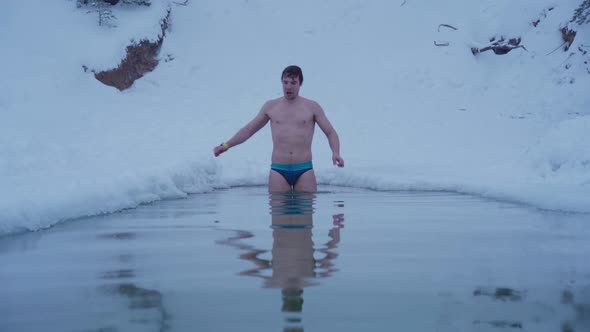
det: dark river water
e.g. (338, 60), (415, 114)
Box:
(1, 186), (589, 332)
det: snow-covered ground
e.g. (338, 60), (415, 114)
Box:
(1, 0), (589, 235)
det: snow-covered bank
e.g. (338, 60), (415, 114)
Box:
(1, 0), (589, 235)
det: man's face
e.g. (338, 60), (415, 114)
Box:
(282, 75), (301, 100)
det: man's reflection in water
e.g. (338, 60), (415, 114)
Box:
(219, 192), (344, 330)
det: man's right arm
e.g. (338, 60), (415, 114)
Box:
(213, 102), (271, 157)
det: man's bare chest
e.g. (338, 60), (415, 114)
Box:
(268, 108), (314, 127)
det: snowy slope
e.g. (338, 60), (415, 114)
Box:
(1, 0), (589, 235)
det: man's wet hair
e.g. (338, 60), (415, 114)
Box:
(281, 65), (303, 85)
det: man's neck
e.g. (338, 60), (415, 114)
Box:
(283, 95), (299, 104)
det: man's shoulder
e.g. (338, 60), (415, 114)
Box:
(300, 97), (322, 111)
(259, 98), (278, 115)
(263, 97), (282, 108)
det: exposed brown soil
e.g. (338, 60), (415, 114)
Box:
(94, 8), (170, 90)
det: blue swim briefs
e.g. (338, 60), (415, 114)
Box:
(270, 161), (313, 186)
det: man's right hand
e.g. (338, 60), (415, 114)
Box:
(213, 145), (225, 157)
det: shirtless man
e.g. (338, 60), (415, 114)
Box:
(213, 65), (344, 193)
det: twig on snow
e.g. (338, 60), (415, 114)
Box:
(438, 24), (458, 32)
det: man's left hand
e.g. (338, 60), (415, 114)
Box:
(333, 154), (344, 167)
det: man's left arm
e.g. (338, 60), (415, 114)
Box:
(313, 102), (344, 167)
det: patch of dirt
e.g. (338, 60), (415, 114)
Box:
(560, 26), (577, 52)
(93, 8), (170, 90)
(471, 36), (526, 56)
